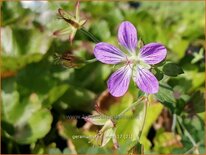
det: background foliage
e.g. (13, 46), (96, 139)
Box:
(1, 1), (205, 154)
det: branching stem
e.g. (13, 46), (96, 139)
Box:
(139, 96), (148, 141)
(177, 117), (199, 154)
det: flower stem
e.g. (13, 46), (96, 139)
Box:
(117, 96), (144, 119)
(184, 144), (200, 154)
(85, 58), (97, 64)
(177, 117), (199, 154)
(139, 96), (148, 141)
(80, 27), (100, 43)
(172, 113), (177, 133)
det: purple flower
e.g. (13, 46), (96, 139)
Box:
(94, 21), (167, 97)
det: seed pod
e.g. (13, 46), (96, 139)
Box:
(54, 1), (87, 43)
(55, 52), (86, 69)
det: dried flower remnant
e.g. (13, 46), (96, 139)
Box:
(94, 21), (167, 97)
(83, 115), (119, 149)
(53, 1), (87, 43)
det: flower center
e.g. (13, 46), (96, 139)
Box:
(126, 54), (138, 65)
(126, 54), (151, 70)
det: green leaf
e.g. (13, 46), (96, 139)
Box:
(116, 101), (144, 143)
(57, 85), (96, 112)
(105, 92), (134, 116)
(57, 120), (90, 153)
(2, 27), (51, 56)
(63, 148), (72, 154)
(1, 121), (15, 136)
(2, 90), (53, 144)
(186, 91), (205, 114)
(184, 71), (205, 91)
(163, 63), (184, 77)
(175, 99), (186, 115)
(151, 67), (164, 81)
(154, 129), (182, 154)
(2, 91), (22, 124)
(155, 84), (176, 112)
(128, 142), (144, 154)
(191, 48), (204, 64)
(43, 84), (69, 108)
(73, 62), (111, 92)
(89, 20), (111, 41)
(1, 53), (43, 72)
(14, 109), (53, 144)
(169, 39), (189, 59)
(48, 148), (62, 154)
(2, 2), (29, 26)
(140, 102), (163, 150)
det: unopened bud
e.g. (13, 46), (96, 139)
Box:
(138, 39), (144, 49)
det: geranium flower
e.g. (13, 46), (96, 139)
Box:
(94, 21), (167, 97)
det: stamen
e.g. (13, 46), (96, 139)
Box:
(124, 56), (134, 70)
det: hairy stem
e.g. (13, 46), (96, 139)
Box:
(80, 27), (100, 43)
(172, 113), (177, 133)
(116, 95), (149, 141)
(117, 96), (144, 119)
(139, 96), (148, 141)
(85, 58), (97, 63)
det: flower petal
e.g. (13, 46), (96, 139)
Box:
(140, 43), (167, 65)
(118, 21), (137, 51)
(94, 42), (126, 64)
(107, 65), (132, 97)
(134, 67), (159, 94)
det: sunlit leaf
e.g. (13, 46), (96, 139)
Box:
(155, 84), (176, 112)
(162, 63), (184, 77)
(153, 130), (182, 154)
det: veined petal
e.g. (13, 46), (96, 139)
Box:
(107, 65), (132, 97)
(94, 42), (126, 64)
(134, 67), (159, 94)
(140, 43), (167, 65)
(118, 21), (137, 51)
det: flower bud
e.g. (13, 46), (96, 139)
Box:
(138, 39), (144, 49)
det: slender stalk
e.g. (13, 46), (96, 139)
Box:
(117, 97), (144, 119)
(117, 95), (148, 141)
(184, 144), (200, 154)
(80, 27), (100, 43)
(139, 96), (148, 140)
(85, 58), (97, 64)
(172, 113), (177, 133)
(177, 117), (199, 154)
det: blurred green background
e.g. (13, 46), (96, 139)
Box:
(1, 1), (205, 154)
